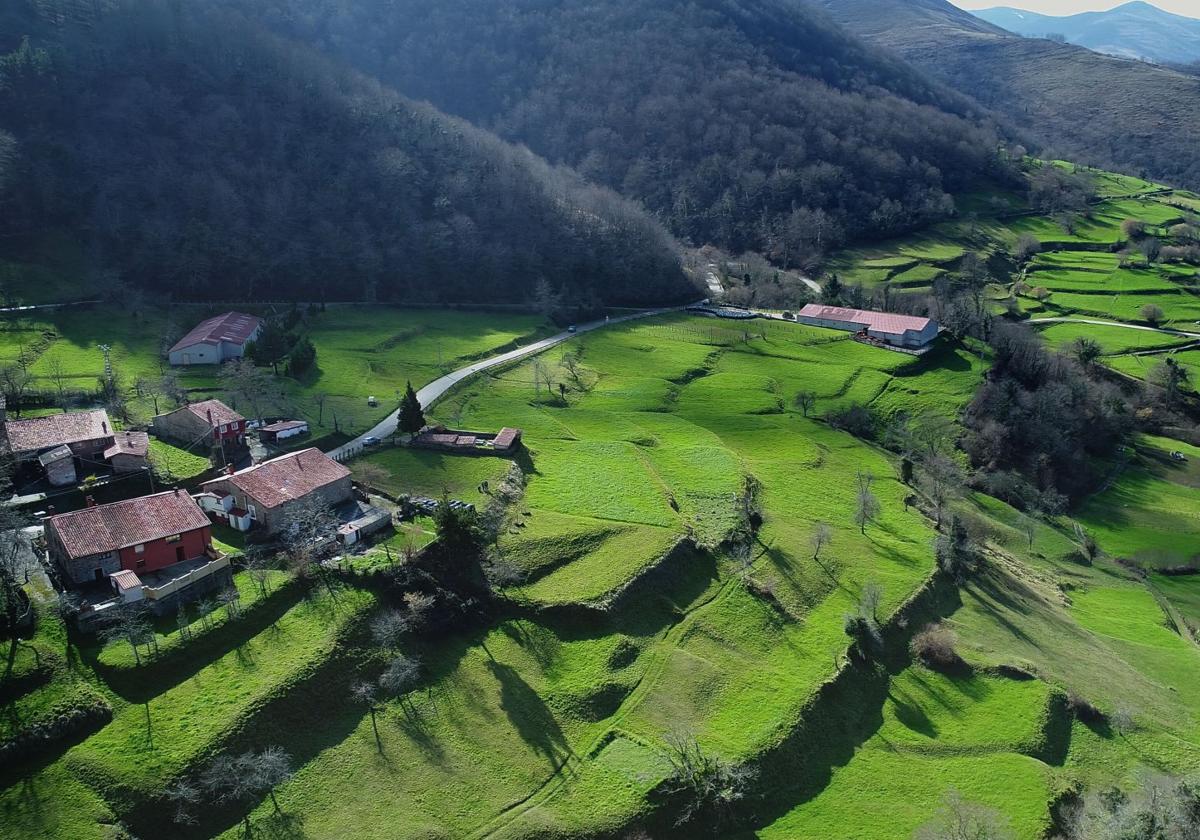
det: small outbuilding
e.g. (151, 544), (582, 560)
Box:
(38, 445), (76, 487)
(259, 420), (309, 444)
(105, 431), (150, 474)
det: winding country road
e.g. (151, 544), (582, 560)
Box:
(327, 303), (701, 460)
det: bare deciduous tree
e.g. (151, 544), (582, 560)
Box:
(854, 471), (880, 535)
(914, 790), (1013, 840)
(810, 522), (832, 562)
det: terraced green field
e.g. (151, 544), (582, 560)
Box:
(0, 304), (548, 438)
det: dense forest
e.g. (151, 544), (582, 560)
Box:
(0, 0), (691, 306)
(229, 0), (1018, 267)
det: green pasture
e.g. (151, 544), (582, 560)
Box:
(1035, 321), (1194, 354)
(1077, 435), (1200, 565)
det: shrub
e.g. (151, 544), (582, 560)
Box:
(826, 403), (876, 439)
(910, 623), (967, 672)
(1065, 690), (1106, 725)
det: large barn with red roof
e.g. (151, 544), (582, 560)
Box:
(795, 304), (939, 350)
(168, 311), (263, 366)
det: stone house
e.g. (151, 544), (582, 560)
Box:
(199, 447), (353, 535)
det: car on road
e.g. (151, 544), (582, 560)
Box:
(363, 435), (382, 446)
(567, 324), (577, 333)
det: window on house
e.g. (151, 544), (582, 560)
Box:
(248, 504), (257, 520)
(219, 424), (227, 433)
(134, 544), (144, 554)
(165, 534), (181, 543)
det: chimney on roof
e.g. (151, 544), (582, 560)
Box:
(207, 409), (213, 424)
(226, 464), (235, 476)
(102, 421), (108, 434)
(46, 505), (56, 517)
(85, 496), (96, 508)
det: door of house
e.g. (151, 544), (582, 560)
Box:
(93, 568), (104, 582)
(175, 546), (186, 564)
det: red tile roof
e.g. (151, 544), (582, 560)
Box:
(47, 490), (210, 560)
(104, 431), (149, 460)
(110, 570), (142, 591)
(797, 304), (934, 336)
(183, 399), (243, 428)
(493, 428), (522, 449)
(203, 448), (350, 510)
(5, 409), (112, 455)
(170, 312), (263, 353)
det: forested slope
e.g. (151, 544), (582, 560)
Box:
(0, 0), (690, 306)
(236, 0), (1016, 265)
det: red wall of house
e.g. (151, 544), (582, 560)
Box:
(214, 420), (245, 442)
(118, 526), (212, 574)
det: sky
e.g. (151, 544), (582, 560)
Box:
(952, 0), (1197, 16)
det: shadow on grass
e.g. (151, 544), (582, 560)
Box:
(487, 659), (573, 765)
(76, 579), (307, 704)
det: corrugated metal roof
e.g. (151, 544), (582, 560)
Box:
(170, 312), (263, 353)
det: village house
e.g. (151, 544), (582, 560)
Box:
(794, 304), (939, 350)
(105, 431), (150, 474)
(198, 447), (353, 535)
(0, 403), (116, 487)
(45, 490), (230, 615)
(152, 399), (247, 448)
(168, 311), (264, 366)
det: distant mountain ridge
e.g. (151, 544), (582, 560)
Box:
(974, 1), (1200, 64)
(822, 0), (1200, 191)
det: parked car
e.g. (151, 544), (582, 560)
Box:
(367, 395), (379, 407)
(363, 435), (382, 446)
(567, 325), (577, 333)
(1171, 451), (1188, 463)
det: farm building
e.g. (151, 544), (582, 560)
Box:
(412, 426), (523, 455)
(168, 311), (263, 365)
(795, 304), (939, 349)
(152, 399), (247, 447)
(104, 431), (150, 473)
(38, 446), (76, 487)
(259, 420), (309, 443)
(199, 447), (353, 535)
(45, 490), (229, 616)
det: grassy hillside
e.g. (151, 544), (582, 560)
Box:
(0, 302), (549, 439)
(828, 160), (1200, 388)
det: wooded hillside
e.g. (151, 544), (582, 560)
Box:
(237, 0), (1017, 266)
(0, 0), (691, 307)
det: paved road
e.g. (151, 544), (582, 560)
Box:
(1029, 316), (1200, 340)
(327, 303), (700, 460)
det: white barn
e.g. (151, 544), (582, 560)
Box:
(169, 312), (264, 366)
(795, 304), (939, 349)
